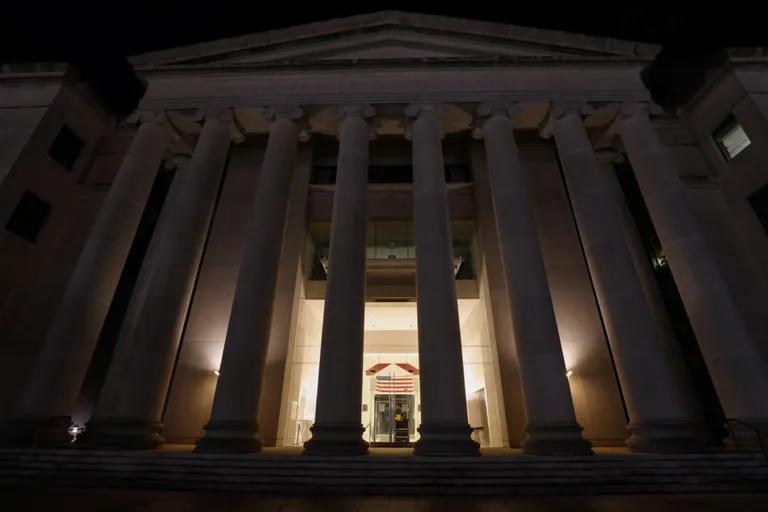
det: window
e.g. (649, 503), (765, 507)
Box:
(445, 164), (472, 183)
(311, 165), (472, 185)
(713, 115), (751, 161)
(311, 166), (336, 185)
(5, 191), (51, 242)
(749, 184), (768, 236)
(49, 124), (84, 170)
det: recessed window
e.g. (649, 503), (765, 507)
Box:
(713, 115), (751, 161)
(445, 164), (472, 183)
(310, 165), (472, 185)
(48, 124), (84, 171)
(749, 184), (768, 236)
(5, 191), (51, 242)
(311, 166), (337, 185)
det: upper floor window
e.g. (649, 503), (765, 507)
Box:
(49, 124), (84, 171)
(5, 191), (51, 243)
(713, 115), (751, 161)
(310, 165), (472, 185)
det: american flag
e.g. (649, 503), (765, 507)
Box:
(376, 375), (414, 393)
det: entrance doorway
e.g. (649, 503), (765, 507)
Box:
(372, 394), (415, 446)
(279, 299), (506, 448)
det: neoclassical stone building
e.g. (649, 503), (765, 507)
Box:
(1, 11), (767, 458)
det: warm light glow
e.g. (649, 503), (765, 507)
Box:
(213, 369), (221, 376)
(566, 369), (574, 378)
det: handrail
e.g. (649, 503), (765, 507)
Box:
(725, 418), (768, 462)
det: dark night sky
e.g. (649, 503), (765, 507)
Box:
(3, 2), (767, 113)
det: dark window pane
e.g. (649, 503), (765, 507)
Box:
(445, 164), (471, 183)
(5, 191), (51, 242)
(311, 166), (337, 185)
(311, 164), (471, 185)
(49, 125), (84, 171)
(748, 184), (768, 236)
(369, 166), (412, 184)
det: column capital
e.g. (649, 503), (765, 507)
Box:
(550, 101), (591, 120)
(336, 105), (377, 141)
(163, 153), (192, 170)
(337, 104), (376, 121)
(264, 105), (304, 122)
(619, 101), (664, 119)
(264, 106), (309, 142)
(126, 110), (168, 125)
(404, 103), (446, 120)
(477, 102), (519, 120)
(539, 101), (595, 139)
(126, 109), (183, 144)
(191, 108), (244, 143)
(193, 108), (234, 123)
(472, 103), (518, 140)
(594, 147), (616, 164)
(404, 104), (445, 141)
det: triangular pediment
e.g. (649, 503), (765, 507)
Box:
(131, 11), (659, 68)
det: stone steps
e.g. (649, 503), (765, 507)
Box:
(1, 449), (766, 495)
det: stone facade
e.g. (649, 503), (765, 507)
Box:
(1, 12), (767, 456)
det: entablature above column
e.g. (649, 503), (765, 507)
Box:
(137, 63), (652, 113)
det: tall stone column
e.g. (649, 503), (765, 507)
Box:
(80, 110), (234, 449)
(195, 106), (303, 452)
(304, 105), (374, 456)
(619, 103), (768, 431)
(552, 104), (706, 452)
(4, 112), (172, 446)
(406, 104), (479, 456)
(478, 103), (591, 455)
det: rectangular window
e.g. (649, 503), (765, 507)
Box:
(749, 184), (768, 236)
(5, 191), (51, 242)
(49, 124), (84, 170)
(713, 115), (751, 161)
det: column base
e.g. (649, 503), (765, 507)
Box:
(77, 418), (165, 450)
(1, 416), (73, 447)
(194, 420), (263, 453)
(413, 423), (480, 456)
(303, 423), (369, 456)
(522, 421), (593, 455)
(626, 420), (709, 453)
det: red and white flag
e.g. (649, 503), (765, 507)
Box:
(375, 375), (414, 393)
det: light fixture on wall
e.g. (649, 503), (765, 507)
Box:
(565, 369), (573, 378)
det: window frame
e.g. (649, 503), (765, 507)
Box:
(712, 115), (751, 162)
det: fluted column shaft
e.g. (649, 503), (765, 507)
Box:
(5, 114), (171, 446)
(553, 107), (706, 452)
(304, 106), (373, 456)
(195, 107), (302, 452)
(407, 104), (479, 456)
(620, 106), (768, 428)
(479, 104), (591, 455)
(81, 112), (232, 449)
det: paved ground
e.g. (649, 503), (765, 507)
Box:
(4, 488), (768, 512)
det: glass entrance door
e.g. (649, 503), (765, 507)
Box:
(372, 394), (415, 446)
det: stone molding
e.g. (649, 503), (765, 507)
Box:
(137, 65), (651, 112)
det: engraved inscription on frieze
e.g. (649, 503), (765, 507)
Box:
(146, 67), (647, 105)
